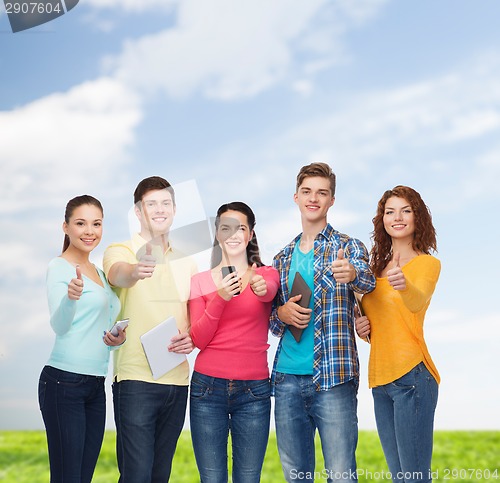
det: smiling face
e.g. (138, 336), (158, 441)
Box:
(136, 188), (176, 238)
(294, 176), (335, 226)
(216, 210), (253, 259)
(63, 204), (103, 253)
(383, 196), (415, 241)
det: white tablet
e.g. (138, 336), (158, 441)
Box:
(140, 316), (187, 380)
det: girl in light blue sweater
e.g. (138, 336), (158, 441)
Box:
(38, 195), (125, 483)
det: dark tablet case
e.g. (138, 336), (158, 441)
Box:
(288, 272), (312, 342)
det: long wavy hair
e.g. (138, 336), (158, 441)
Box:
(210, 202), (264, 268)
(62, 195), (103, 253)
(370, 185), (437, 277)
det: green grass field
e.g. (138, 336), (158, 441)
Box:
(0, 431), (498, 482)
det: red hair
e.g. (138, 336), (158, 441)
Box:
(370, 186), (437, 277)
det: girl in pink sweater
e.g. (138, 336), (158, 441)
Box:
(189, 201), (279, 483)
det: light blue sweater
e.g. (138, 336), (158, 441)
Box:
(45, 257), (121, 376)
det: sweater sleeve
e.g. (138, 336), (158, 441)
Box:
(255, 266), (280, 303)
(189, 273), (228, 350)
(46, 260), (77, 336)
(399, 256), (441, 313)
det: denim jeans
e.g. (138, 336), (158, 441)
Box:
(274, 373), (359, 483)
(38, 365), (106, 483)
(112, 380), (188, 483)
(189, 371), (271, 483)
(372, 362), (439, 483)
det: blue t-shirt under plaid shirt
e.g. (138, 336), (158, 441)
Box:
(275, 243), (315, 374)
(269, 223), (376, 392)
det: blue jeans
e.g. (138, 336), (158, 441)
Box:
(38, 365), (106, 483)
(274, 373), (359, 483)
(372, 362), (439, 483)
(112, 380), (188, 483)
(189, 371), (271, 483)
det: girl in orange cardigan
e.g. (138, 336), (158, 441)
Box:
(356, 186), (440, 483)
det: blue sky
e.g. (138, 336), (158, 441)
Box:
(1, 0), (499, 431)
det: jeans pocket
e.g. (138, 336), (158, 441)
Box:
(248, 380), (271, 400)
(190, 380), (210, 399)
(38, 380), (47, 410)
(45, 366), (87, 387)
(57, 373), (87, 388)
(391, 369), (416, 389)
(274, 372), (285, 386)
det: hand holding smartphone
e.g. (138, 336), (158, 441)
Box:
(110, 318), (129, 336)
(221, 266), (240, 295)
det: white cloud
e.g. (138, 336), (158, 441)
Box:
(0, 76), (144, 364)
(0, 242), (48, 282)
(443, 109), (500, 141)
(425, 310), (500, 343)
(237, 52), (500, 201)
(292, 80), (315, 97)
(106, 0), (388, 101)
(0, 77), (142, 213)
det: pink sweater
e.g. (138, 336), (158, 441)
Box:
(189, 266), (279, 380)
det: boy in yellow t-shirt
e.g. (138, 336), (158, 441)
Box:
(103, 176), (197, 483)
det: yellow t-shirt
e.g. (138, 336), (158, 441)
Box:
(362, 254), (441, 388)
(103, 233), (197, 385)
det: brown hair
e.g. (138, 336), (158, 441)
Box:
(62, 195), (103, 253)
(296, 162), (336, 196)
(370, 185), (437, 277)
(133, 176), (175, 206)
(210, 201), (263, 268)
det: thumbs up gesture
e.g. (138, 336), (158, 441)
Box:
(249, 263), (267, 297)
(68, 265), (84, 300)
(134, 243), (156, 280)
(331, 248), (356, 284)
(387, 252), (406, 291)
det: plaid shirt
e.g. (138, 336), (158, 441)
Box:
(270, 223), (375, 392)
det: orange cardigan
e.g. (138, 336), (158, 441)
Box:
(362, 255), (441, 388)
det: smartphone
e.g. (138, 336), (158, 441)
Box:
(221, 266), (240, 295)
(110, 318), (129, 336)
